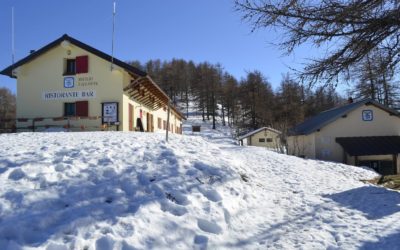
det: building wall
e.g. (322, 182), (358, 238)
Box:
(151, 106), (182, 133)
(287, 133), (316, 158)
(314, 104), (400, 162)
(16, 43), (124, 131)
(14, 42), (184, 133)
(288, 104), (400, 162)
(247, 129), (281, 149)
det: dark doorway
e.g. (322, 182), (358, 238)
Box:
(359, 160), (396, 175)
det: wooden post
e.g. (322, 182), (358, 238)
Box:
(355, 156), (359, 166)
(166, 87), (173, 142)
(393, 154), (398, 175)
(166, 102), (170, 142)
(342, 149), (347, 164)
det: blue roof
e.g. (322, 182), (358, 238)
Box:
(289, 99), (400, 136)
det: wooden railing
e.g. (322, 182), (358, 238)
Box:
(0, 116), (118, 133)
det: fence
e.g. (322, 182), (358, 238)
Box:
(0, 116), (118, 133)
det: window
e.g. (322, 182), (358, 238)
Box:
(65, 59), (76, 75)
(163, 120), (166, 130)
(64, 103), (76, 116)
(259, 138), (266, 143)
(64, 55), (89, 75)
(64, 101), (88, 117)
(158, 118), (162, 129)
(266, 138), (273, 142)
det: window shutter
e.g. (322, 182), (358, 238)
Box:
(76, 101), (89, 117)
(76, 55), (88, 74)
(64, 103), (76, 116)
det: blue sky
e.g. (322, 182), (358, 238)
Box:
(0, 0), (315, 94)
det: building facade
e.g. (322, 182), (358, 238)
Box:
(287, 99), (400, 175)
(238, 127), (282, 150)
(0, 34), (185, 133)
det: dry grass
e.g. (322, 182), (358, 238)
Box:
(363, 175), (400, 190)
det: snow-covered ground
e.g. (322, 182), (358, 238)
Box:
(0, 118), (399, 249)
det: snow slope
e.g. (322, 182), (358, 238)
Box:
(0, 121), (399, 249)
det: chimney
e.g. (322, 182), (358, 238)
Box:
(348, 97), (353, 104)
(30, 50), (35, 54)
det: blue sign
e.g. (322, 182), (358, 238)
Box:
(362, 110), (373, 121)
(64, 77), (74, 88)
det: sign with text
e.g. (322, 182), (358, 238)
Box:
(42, 90), (96, 100)
(77, 76), (99, 87)
(102, 102), (119, 124)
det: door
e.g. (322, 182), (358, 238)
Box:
(150, 114), (154, 132)
(146, 113), (150, 132)
(129, 104), (133, 131)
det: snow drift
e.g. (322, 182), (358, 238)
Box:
(0, 126), (399, 249)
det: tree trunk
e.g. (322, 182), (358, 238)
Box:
(185, 88), (189, 118)
(221, 104), (226, 126)
(212, 90), (216, 129)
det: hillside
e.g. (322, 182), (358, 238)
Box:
(0, 119), (399, 249)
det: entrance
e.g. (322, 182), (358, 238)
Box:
(150, 114), (154, 132)
(359, 160), (396, 175)
(129, 104), (134, 131)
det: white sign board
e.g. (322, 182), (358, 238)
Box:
(42, 90), (96, 100)
(102, 102), (118, 123)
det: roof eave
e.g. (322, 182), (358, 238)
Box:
(0, 34), (147, 78)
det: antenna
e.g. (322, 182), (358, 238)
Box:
(11, 7), (15, 67)
(111, 0), (116, 71)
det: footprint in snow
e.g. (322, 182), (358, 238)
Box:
(95, 236), (115, 250)
(194, 234), (208, 249)
(199, 188), (222, 202)
(8, 169), (25, 181)
(197, 219), (223, 235)
(223, 208), (231, 225)
(160, 200), (188, 217)
(165, 191), (190, 206)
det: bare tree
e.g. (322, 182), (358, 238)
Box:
(0, 87), (16, 133)
(348, 47), (399, 107)
(235, 0), (400, 84)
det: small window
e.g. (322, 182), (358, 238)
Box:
(259, 138), (266, 143)
(64, 102), (76, 116)
(163, 120), (166, 130)
(65, 59), (76, 75)
(64, 55), (89, 75)
(266, 138), (273, 142)
(64, 101), (88, 117)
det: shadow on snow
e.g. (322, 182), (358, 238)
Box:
(0, 145), (237, 249)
